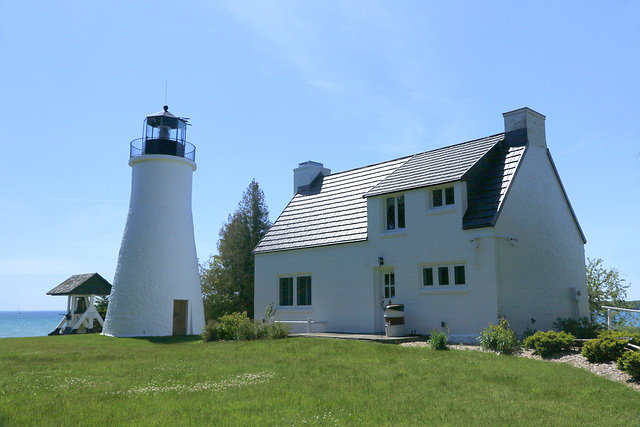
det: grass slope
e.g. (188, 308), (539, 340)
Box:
(1, 335), (639, 426)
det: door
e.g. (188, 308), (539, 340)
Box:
(374, 269), (395, 333)
(172, 300), (188, 335)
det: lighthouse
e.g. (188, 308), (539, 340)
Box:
(103, 106), (205, 337)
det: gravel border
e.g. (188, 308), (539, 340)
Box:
(400, 341), (640, 391)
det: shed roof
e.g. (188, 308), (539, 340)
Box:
(462, 130), (528, 229)
(46, 273), (112, 296)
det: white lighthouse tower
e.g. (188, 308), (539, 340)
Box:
(103, 106), (205, 337)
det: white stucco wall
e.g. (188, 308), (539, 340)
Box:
(103, 155), (205, 337)
(492, 145), (588, 333)
(255, 242), (375, 333)
(366, 184), (499, 339)
(255, 181), (500, 339)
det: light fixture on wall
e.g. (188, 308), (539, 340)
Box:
(378, 257), (384, 267)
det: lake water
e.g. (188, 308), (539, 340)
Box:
(0, 311), (65, 338)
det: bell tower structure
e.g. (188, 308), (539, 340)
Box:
(103, 106), (205, 337)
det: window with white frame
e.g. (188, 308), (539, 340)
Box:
(279, 275), (312, 307)
(431, 186), (455, 208)
(279, 277), (293, 306)
(385, 195), (405, 230)
(297, 276), (312, 306)
(423, 264), (466, 287)
(384, 272), (395, 299)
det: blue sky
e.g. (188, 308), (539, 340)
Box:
(1, 1), (639, 310)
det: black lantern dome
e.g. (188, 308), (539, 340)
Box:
(130, 106), (195, 161)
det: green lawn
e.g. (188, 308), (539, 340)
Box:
(1, 335), (639, 426)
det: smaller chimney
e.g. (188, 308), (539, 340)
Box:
(294, 161), (330, 195)
(503, 107), (546, 148)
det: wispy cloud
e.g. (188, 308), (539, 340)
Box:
(220, 1), (448, 152)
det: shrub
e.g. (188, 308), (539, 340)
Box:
(553, 317), (600, 339)
(520, 326), (537, 341)
(614, 325), (640, 339)
(201, 311), (290, 342)
(429, 329), (448, 350)
(202, 320), (227, 342)
(477, 318), (520, 355)
(581, 331), (628, 363)
(235, 315), (260, 340)
(523, 331), (575, 358)
(262, 322), (291, 340)
(611, 330), (640, 346)
(617, 351), (640, 380)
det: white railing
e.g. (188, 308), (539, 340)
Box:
(602, 305), (640, 330)
(273, 318), (326, 333)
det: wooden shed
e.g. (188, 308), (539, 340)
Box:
(47, 273), (112, 335)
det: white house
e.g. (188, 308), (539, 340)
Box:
(253, 108), (588, 341)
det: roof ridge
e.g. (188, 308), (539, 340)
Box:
(322, 133), (505, 179)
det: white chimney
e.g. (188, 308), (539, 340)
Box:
(503, 107), (546, 148)
(293, 161), (330, 195)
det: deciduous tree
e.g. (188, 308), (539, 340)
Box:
(587, 257), (630, 324)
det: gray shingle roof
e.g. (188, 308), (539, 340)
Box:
(462, 131), (527, 228)
(46, 273), (112, 296)
(254, 132), (529, 254)
(365, 134), (505, 197)
(253, 157), (409, 253)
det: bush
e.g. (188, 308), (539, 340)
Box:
(429, 329), (448, 350)
(617, 351), (640, 380)
(202, 320), (227, 342)
(477, 318), (520, 355)
(523, 331), (575, 358)
(581, 331), (628, 363)
(612, 330), (640, 346)
(201, 311), (290, 342)
(553, 317), (600, 339)
(520, 326), (537, 341)
(263, 322), (291, 340)
(614, 325), (640, 340)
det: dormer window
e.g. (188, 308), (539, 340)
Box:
(432, 186), (454, 208)
(386, 195), (405, 230)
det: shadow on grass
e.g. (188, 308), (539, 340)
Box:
(130, 335), (203, 344)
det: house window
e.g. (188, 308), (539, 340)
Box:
(279, 277), (293, 306)
(423, 265), (466, 287)
(384, 272), (395, 299)
(438, 267), (450, 286)
(432, 186), (454, 208)
(297, 276), (312, 306)
(279, 275), (312, 307)
(386, 195), (405, 230)
(423, 268), (434, 286)
(454, 266), (466, 285)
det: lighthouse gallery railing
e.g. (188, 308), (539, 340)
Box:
(130, 138), (196, 162)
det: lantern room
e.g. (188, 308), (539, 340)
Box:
(130, 106), (196, 161)
(145, 105), (187, 142)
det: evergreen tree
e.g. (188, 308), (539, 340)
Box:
(201, 179), (271, 320)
